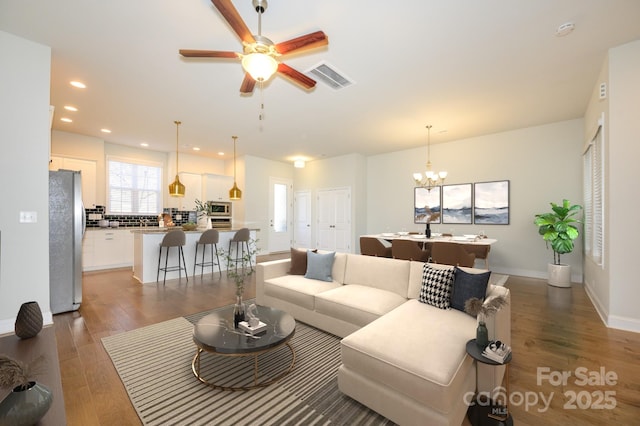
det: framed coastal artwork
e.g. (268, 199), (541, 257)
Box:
(442, 183), (472, 224)
(414, 186), (441, 224)
(473, 180), (510, 225)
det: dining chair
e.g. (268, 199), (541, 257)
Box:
(431, 242), (476, 268)
(391, 239), (430, 262)
(463, 244), (491, 269)
(360, 237), (393, 258)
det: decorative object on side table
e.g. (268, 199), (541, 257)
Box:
(14, 301), (43, 339)
(0, 354), (52, 426)
(464, 295), (509, 349)
(534, 199), (582, 287)
(465, 340), (513, 426)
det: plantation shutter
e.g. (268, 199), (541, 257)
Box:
(583, 117), (604, 266)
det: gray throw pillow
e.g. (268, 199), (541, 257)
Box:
(304, 251), (336, 282)
(450, 267), (491, 314)
(418, 264), (455, 309)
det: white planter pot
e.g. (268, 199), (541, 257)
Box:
(547, 263), (571, 287)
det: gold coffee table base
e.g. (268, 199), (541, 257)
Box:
(191, 341), (296, 391)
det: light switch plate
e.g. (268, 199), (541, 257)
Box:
(19, 211), (37, 223)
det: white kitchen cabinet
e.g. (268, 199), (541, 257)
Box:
(50, 156), (97, 207)
(203, 174), (233, 201)
(316, 188), (351, 252)
(83, 229), (134, 271)
(166, 172), (203, 211)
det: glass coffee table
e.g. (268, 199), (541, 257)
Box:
(191, 305), (296, 391)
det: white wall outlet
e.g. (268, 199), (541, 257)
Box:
(175, 214), (182, 221)
(19, 211), (37, 223)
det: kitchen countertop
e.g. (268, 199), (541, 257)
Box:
(128, 227), (259, 234)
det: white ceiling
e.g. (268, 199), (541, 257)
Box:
(2, 0), (640, 164)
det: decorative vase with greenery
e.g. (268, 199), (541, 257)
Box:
(194, 199), (210, 229)
(464, 296), (509, 349)
(534, 199), (582, 287)
(222, 239), (259, 328)
(0, 355), (52, 426)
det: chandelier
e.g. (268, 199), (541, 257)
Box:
(413, 125), (447, 191)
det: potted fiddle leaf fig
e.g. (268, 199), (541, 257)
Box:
(534, 199), (582, 287)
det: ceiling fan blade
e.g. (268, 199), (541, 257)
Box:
(275, 31), (328, 55)
(179, 49), (238, 58)
(277, 63), (316, 89)
(211, 0), (255, 44)
(240, 73), (256, 94)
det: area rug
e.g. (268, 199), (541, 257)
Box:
(102, 307), (395, 426)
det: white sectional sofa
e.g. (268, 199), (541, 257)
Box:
(256, 251), (511, 426)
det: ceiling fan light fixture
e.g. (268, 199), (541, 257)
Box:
(242, 52), (278, 82)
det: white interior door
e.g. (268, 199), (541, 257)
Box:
(294, 190), (312, 248)
(317, 188), (351, 252)
(268, 177), (293, 253)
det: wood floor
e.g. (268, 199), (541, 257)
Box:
(53, 260), (640, 426)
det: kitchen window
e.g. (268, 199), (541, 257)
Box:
(107, 156), (163, 215)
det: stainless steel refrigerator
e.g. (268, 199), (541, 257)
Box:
(49, 170), (85, 314)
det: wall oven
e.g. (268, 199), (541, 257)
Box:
(210, 217), (232, 229)
(208, 201), (231, 216)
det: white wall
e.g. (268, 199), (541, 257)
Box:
(608, 40), (640, 331)
(0, 31), (52, 333)
(367, 120), (585, 279)
(294, 154), (368, 253)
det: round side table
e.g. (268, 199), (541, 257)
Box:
(465, 339), (513, 426)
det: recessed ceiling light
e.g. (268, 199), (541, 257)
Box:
(60, 117), (72, 123)
(294, 160), (305, 168)
(192, 147), (200, 151)
(64, 105), (78, 112)
(70, 81), (86, 89)
(101, 128), (111, 133)
(556, 22), (575, 37)
(218, 151), (225, 156)
(140, 143), (149, 147)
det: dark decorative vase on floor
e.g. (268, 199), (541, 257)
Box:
(14, 302), (43, 339)
(0, 381), (53, 426)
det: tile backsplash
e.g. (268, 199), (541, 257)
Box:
(85, 206), (197, 228)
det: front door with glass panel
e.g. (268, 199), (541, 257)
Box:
(268, 177), (293, 253)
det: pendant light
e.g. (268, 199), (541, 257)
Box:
(229, 135), (242, 200)
(168, 120), (186, 197)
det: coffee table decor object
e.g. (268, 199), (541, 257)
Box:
(192, 305), (296, 391)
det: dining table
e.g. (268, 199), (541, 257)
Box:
(362, 233), (497, 268)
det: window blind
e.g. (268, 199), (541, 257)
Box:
(107, 157), (163, 215)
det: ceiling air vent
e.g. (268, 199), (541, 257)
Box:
(307, 61), (354, 90)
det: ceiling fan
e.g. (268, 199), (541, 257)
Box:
(180, 0), (328, 94)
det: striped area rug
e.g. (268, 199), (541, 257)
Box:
(102, 309), (395, 426)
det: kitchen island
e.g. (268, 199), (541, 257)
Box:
(131, 228), (258, 284)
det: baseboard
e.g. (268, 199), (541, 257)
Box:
(607, 315), (640, 333)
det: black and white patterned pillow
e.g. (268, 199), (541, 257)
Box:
(419, 264), (456, 309)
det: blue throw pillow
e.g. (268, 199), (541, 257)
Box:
(450, 267), (491, 314)
(305, 251), (336, 282)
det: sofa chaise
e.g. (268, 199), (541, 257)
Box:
(256, 250), (511, 426)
